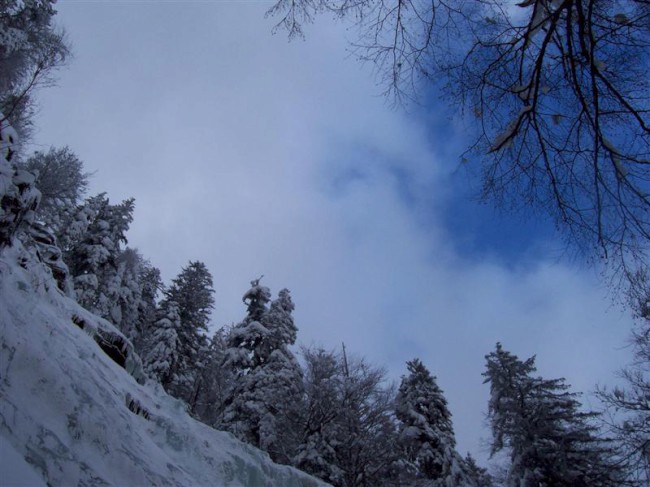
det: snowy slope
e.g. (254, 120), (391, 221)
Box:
(0, 243), (327, 487)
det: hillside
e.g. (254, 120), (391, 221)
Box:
(0, 242), (326, 487)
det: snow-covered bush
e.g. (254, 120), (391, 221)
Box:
(0, 113), (40, 247)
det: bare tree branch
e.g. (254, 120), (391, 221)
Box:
(268, 0), (650, 298)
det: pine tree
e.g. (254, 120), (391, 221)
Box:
(63, 194), (135, 323)
(484, 342), (623, 486)
(162, 261), (214, 404)
(465, 453), (493, 487)
(113, 248), (143, 342)
(0, 114), (40, 246)
(395, 358), (473, 486)
(53, 193), (163, 352)
(144, 301), (181, 387)
(222, 279), (303, 463)
(111, 248), (164, 351)
(133, 261), (162, 354)
(266, 288), (298, 348)
(1, 117), (69, 290)
(191, 329), (232, 427)
(224, 278), (273, 372)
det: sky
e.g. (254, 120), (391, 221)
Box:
(32, 0), (635, 463)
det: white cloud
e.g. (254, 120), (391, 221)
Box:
(34, 2), (633, 462)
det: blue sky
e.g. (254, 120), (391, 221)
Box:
(32, 1), (633, 463)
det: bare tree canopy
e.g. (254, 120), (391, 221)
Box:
(597, 304), (650, 483)
(268, 0), (650, 295)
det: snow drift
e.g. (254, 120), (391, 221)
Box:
(0, 243), (326, 486)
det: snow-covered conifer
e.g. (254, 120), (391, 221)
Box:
(242, 276), (271, 322)
(144, 301), (181, 387)
(0, 113), (40, 247)
(192, 329), (232, 426)
(161, 261), (214, 403)
(222, 280), (303, 464)
(1, 117), (72, 292)
(396, 359), (454, 478)
(483, 342), (623, 486)
(62, 194), (134, 321)
(266, 288), (298, 347)
(465, 453), (493, 487)
(395, 358), (473, 486)
(225, 277), (272, 371)
(113, 248), (151, 344)
(132, 261), (162, 354)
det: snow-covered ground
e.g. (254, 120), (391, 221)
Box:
(0, 243), (326, 486)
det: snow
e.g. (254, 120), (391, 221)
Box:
(0, 435), (46, 487)
(0, 117), (18, 161)
(11, 169), (35, 186)
(0, 243), (327, 487)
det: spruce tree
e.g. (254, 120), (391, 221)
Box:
(114, 248), (143, 342)
(106, 248), (162, 351)
(465, 453), (493, 487)
(395, 358), (473, 486)
(162, 261), (214, 404)
(222, 279), (303, 463)
(63, 194), (135, 324)
(224, 278), (273, 372)
(0, 113), (40, 247)
(484, 343), (623, 486)
(192, 329), (232, 427)
(144, 301), (181, 387)
(132, 257), (162, 355)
